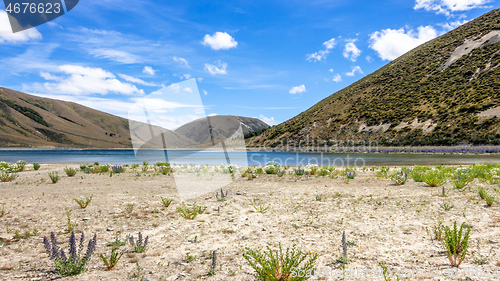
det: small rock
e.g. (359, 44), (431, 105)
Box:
(236, 191), (242, 195)
(180, 263), (189, 266)
(166, 275), (178, 281)
(106, 227), (113, 231)
(82, 217), (90, 221)
(0, 234), (15, 242)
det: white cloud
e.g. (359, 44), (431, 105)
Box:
(259, 115), (278, 126)
(203, 90), (208, 95)
(440, 20), (469, 31)
(343, 40), (361, 62)
(143, 66), (156, 75)
(332, 74), (342, 82)
(89, 48), (140, 64)
(118, 74), (161, 87)
(289, 84), (306, 95)
(414, 0), (490, 15)
(205, 60), (228, 75)
(345, 66), (363, 77)
(202, 32), (238, 50)
(173, 56), (190, 68)
(328, 68), (334, 72)
(0, 10), (42, 44)
(307, 38), (337, 62)
(23, 65), (144, 96)
(369, 26), (438, 61)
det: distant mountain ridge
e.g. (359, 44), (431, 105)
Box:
(174, 115), (269, 145)
(250, 8), (500, 147)
(0, 88), (267, 148)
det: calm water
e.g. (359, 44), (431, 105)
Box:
(0, 149), (499, 166)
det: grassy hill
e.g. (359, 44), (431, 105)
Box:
(250, 8), (500, 147)
(0, 87), (192, 148)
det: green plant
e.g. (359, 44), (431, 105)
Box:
(243, 243), (318, 281)
(436, 221), (471, 267)
(160, 197), (173, 208)
(453, 176), (468, 189)
(478, 186), (487, 199)
(99, 165), (110, 173)
(471, 240), (494, 265)
(33, 163), (40, 170)
(439, 202), (454, 211)
(185, 252), (196, 263)
(129, 232), (149, 253)
(74, 195), (93, 209)
(142, 161), (149, 172)
(390, 170), (408, 185)
(0, 170), (18, 182)
(16, 160), (27, 171)
(106, 234), (127, 247)
(255, 167), (264, 174)
(0, 203), (7, 218)
(250, 199), (269, 212)
(66, 209), (77, 232)
(177, 203), (199, 220)
(48, 171), (60, 183)
(100, 247), (124, 271)
(43, 232), (97, 276)
(423, 169), (446, 187)
(125, 203), (134, 213)
(485, 193), (495, 206)
(379, 262), (401, 281)
(64, 167), (77, 177)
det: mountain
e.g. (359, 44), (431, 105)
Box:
(249, 9), (500, 147)
(0, 87), (193, 148)
(174, 115), (269, 145)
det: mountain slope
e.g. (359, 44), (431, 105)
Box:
(175, 115), (269, 145)
(0, 87), (193, 148)
(250, 8), (500, 147)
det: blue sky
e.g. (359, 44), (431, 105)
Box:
(0, 0), (498, 129)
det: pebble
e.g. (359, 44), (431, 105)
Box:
(82, 217), (90, 221)
(106, 227), (113, 231)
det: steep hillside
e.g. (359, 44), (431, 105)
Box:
(251, 9), (500, 147)
(175, 115), (269, 145)
(0, 87), (192, 148)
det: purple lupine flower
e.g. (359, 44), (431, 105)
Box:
(79, 232), (85, 253)
(138, 232), (143, 247)
(129, 235), (135, 247)
(69, 231), (77, 261)
(83, 234), (97, 262)
(59, 249), (67, 263)
(43, 236), (51, 256)
(144, 235), (149, 248)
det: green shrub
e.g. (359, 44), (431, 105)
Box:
(243, 243), (318, 281)
(177, 203), (199, 220)
(0, 170), (18, 182)
(478, 186), (487, 199)
(16, 160), (27, 171)
(100, 247), (123, 271)
(452, 176), (468, 189)
(99, 165), (110, 173)
(160, 197), (173, 208)
(390, 170), (408, 185)
(48, 171), (60, 183)
(435, 221), (471, 267)
(250, 199), (269, 212)
(64, 167), (77, 177)
(74, 195), (93, 209)
(485, 193), (495, 206)
(33, 163), (40, 170)
(423, 169), (446, 187)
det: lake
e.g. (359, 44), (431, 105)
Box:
(0, 149), (499, 166)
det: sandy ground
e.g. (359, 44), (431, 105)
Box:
(1, 164), (500, 280)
